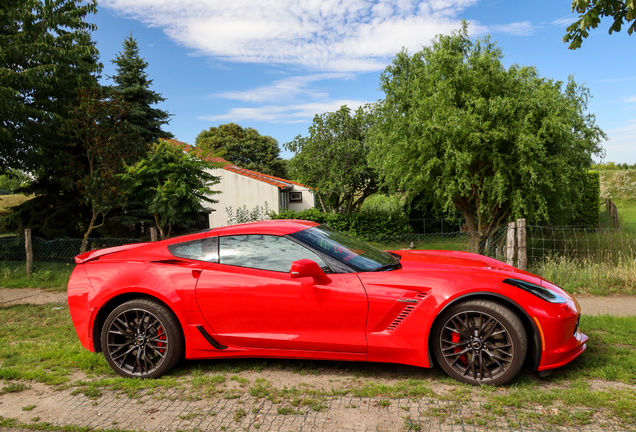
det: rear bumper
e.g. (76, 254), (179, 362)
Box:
(67, 265), (96, 352)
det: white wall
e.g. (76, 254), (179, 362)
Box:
(286, 187), (315, 212)
(205, 169), (280, 228)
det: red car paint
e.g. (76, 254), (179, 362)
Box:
(68, 220), (586, 376)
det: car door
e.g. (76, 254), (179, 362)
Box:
(195, 234), (368, 353)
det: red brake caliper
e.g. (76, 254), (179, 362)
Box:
(157, 327), (166, 354)
(451, 331), (467, 364)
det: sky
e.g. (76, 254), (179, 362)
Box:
(91, 0), (636, 163)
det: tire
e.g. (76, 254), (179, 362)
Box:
(432, 300), (527, 386)
(101, 299), (184, 378)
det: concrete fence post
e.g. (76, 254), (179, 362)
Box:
(150, 227), (158, 242)
(25, 229), (33, 277)
(517, 218), (527, 271)
(506, 221), (516, 266)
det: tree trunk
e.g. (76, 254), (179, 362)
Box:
(80, 207), (104, 253)
(459, 208), (480, 253)
(154, 213), (166, 239)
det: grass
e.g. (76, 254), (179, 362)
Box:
(0, 194), (33, 212)
(0, 262), (74, 291)
(531, 254), (636, 296)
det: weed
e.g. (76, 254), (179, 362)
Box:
(277, 407), (296, 415)
(233, 408), (246, 422)
(378, 399), (390, 407)
(0, 382), (29, 394)
(21, 405), (35, 411)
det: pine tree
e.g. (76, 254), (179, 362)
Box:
(109, 34), (173, 142)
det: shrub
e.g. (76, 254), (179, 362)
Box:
(570, 171), (600, 226)
(272, 208), (407, 237)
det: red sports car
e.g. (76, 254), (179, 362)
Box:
(68, 220), (587, 385)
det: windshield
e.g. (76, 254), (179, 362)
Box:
(291, 225), (400, 272)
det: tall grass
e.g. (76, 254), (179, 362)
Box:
(0, 262), (73, 291)
(531, 255), (636, 296)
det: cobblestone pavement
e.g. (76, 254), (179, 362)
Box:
(1, 386), (633, 432)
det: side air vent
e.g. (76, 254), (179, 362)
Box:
(386, 305), (416, 332)
(415, 292), (428, 299)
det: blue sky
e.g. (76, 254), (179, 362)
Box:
(91, 0), (635, 163)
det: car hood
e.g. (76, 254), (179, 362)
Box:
(390, 249), (542, 283)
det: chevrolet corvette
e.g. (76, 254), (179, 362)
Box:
(68, 220), (587, 385)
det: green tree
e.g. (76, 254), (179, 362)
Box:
(284, 105), (379, 214)
(109, 34), (172, 142)
(195, 123), (286, 178)
(0, 170), (31, 193)
(64, 88), (146, 252)
(564, 0), (635, 49)
(121, 140), (222, 239)
(370, 23), (606, 250)
(0, 0), (100, 175)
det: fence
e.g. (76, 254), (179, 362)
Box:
(0, 234), (149, 264)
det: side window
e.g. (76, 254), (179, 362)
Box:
(219, 235), (330, 273)
(168, 237), (218, 262)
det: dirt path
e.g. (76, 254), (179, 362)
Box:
(2, 287), (636, 316)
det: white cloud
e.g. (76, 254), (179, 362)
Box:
(551, 17), (576, 27)
(602, 120), (636, 163)
(215, 73), (353, 103)
(198, 99), (369, 123)
(102, 0), (486, 72)
(625, 96), (636, 103)
(490, 21), (536, 36)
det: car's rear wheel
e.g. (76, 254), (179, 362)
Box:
(101, 299), (183, 378)
(433, 300), (527, 386)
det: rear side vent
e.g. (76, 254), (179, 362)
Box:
(415, 292), (428, 299)
(386, 305), (416, 332)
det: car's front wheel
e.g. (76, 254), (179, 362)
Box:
(433, 300), (527, 386)
(101, 299), (184, 378)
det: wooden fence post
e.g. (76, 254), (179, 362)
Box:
(506, 221), (516, 266)
(150, 227), (158, 242)
(517, 218), (527, 271)
(25, 229), (33, 277)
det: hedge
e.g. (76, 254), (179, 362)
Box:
(570, 171), (600, 227)
(271, 208), (408, 237)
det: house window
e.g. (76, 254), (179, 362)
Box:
(289, 192), (302, 202)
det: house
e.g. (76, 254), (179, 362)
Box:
(163, 139), (314, 228)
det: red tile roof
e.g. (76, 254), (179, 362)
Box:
(161, 138), (310, 190)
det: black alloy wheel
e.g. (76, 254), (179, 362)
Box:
(433, 300), (527, 386)
(101, 299), (184, 378)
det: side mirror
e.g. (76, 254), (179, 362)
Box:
(290, 259), (326, 279)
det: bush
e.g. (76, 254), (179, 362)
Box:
(271, 208), (408, 237)
(570, 171), (601, 227)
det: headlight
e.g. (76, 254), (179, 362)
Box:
(503, 278), (567, 303)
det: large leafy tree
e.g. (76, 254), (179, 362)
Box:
(285, 105), (379, 214)
(369, 23), (606, 249)
(564, 0), (635, 49)
(121, 140), (222, 239)
(109, 34), (172, 142)
(0, 0), (100, 175)
(64, 88), (145, 252)
(195, 123), (286, 178)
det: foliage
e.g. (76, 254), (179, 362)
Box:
(369, 22), (605, 249)
(599, 170), (636, 200)
(195, 123), (286, 178)
(570, 171), (601, 226)
(0, 0), (100, 175)
(0, 171), (30, 195)
(271, 208), (407, 237)
(0, 262), (73, 291)
(64, 87), (146, 252)
(362, 194), (405, 214)
(108, 34), (172, 142)
(285, 105), (379, 214)
(564, 0), (635, 49)
(226, 202), (270, 225)
(121, 140), (222, 239)
(592, 161), (636, 170)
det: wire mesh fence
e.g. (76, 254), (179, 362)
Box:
(527, 225), (636, 264)
(0, 236), (149, 264)
(360, 227), (510, 261)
